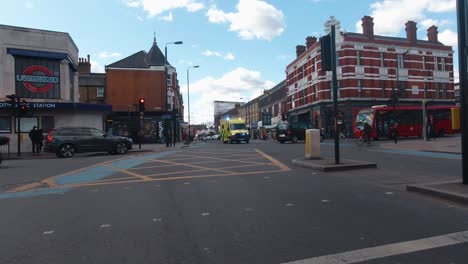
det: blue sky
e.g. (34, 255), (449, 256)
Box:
(0, 0), (459, 124)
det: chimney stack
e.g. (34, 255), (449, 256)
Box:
(78, 54), (91, 74)
(427, 25), (439, 43)
(361, 16), (375, 40)
(405, 21), (417, 44)
(306, 36), (317, 49)
(296, 45), (306, 57)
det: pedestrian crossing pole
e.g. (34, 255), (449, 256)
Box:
(457, 0), (468, 184)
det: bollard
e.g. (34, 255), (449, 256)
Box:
(305, 129), (320, 159)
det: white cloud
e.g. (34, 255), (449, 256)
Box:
(206, 0), (286, 41)
(224, 53), (235, 60)
(454, 68), (459, 83)
(202, 50), (236, 60)
(202, 50), (222, 57)
(439, 29), (458, 47)
(159, 12), (173, 22)
(124, 0), (204, 17)
(419, 18), (450, 29)
(90, 60), (105, 73)
(98, 52), (122, 59)
(355, 0), (456, 35)
(185, 67), (274, 123)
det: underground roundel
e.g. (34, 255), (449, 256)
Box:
(16, 65), (60, 93)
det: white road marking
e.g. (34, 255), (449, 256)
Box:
(285, 203), (295, 207)
(282, 230), (468, 264)
(155, 185), (161, 187)
(312, 172), (318, 175)
(43, 230), (55, 235)
(244, 208), (254, 212)
(321, 200), (331, 203)
(184, 182), (191, 185)
(264, 176), (270, 179)
(201, 212), (211, 216)
(153, 218), (163, 222)
(124, 186), (132, 190)
(90, 189), (99, 192)
(100, 224), (111, 229)
(385, 192), (394, 195)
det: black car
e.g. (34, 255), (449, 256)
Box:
(45, 127), (133, 158)
(276, 122), (312, 143)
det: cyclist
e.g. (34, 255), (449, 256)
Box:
(362, 121), (372, 144)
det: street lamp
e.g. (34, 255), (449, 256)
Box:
(187, 65), (199, 142)
(164, 40), (183, 145)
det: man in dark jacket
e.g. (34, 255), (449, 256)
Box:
(29, 126), (42, 153)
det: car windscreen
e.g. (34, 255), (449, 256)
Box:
(230, 124), (246, 130)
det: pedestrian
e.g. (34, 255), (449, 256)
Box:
(37, 128), (44, 153)
(28, 126), (41, 154)
(392, 122), (399, 144)
(165, 129), (171, 148)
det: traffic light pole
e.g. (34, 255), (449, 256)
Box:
(457, 0), (468, 185)
(331, 25), (340, 164)
(16, 98), (21, 156)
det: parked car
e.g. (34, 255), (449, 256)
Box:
(276, 122), (312, 143)
(45, 127), (133, 158)
(211, 134), (220, 140)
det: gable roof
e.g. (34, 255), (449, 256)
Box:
(107, 40), (170, 69)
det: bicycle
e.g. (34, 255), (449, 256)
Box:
(355, 133), (371, 146)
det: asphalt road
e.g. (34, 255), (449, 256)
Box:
(0, 140), (466, 264)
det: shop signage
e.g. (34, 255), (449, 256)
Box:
(16, 65), (60, 93)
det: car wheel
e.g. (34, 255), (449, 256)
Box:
(292, 136), (299, 143)
(245, 140), (249, 144)
(115, 142), (128, 154)
(58, 144), (75, 158)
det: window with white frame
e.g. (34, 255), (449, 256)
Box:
(357, 50), (361, 66)
(358, 79), (363, 97)
(397, 54), (404, 68)
(441, 58), (446, 71)
(380, 52), (385, 67)
(97, 87), (104, 97)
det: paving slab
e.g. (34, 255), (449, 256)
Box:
(407, 181), (468, 206)
(292, 157), (377, 172)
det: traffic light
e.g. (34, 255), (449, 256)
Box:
(320, 34), (332, 71)
(19, 104), (29, 116)
(138, 98), (145, 112)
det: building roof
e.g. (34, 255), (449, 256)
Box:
(107, 39), (168, 69)
(79, 73), (106, 86)
(345, 32), (445, 46)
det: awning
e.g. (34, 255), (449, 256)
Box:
(7, 48), (78, 71)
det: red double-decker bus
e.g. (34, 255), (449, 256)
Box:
(354, 105), (460, 139)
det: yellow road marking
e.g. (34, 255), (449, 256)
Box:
(170, 154), (268, 165)
(8, 153), (153, 193)
(104, 165), (152, 181)
(154, 159), (235, 174)
(11, 182), (44, 192)
(255, 149), (290, 171)
(46, 169), (286, 189)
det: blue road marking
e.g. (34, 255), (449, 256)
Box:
(0, 150), (179, 199)
(0, 188), (70, 199)
(378, 149), (461, 159)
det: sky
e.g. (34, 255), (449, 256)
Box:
(0, 0), (459, 124)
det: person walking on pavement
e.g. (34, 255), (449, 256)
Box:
(28, 126), (41, 154)
(37, 128), (44, 152)
(391, 122), (399, 144)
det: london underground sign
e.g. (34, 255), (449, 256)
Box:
(16, 65), (59, 93)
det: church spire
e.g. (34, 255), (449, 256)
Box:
(153, 31), (156, 44)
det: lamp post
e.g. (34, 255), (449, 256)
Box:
(164, 41), (183, 145)
(187, 65), (199, 142)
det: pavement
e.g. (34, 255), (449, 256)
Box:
(379, 134), (461, 154)
(0, 139), (467, 263)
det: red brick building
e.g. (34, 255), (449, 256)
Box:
(105, 37), (183, 143)
(286, 16), (455, 137)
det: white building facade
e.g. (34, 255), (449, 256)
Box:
(0, 25), (111, 154)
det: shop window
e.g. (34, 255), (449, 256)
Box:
(41, 116), (55, 133)
(97, 87), (104, 97)
(0, 116), (12, 133)
(15, 117), (38, 133)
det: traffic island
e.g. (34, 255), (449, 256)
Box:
(407, 181), (468, 206)
(292, 157), (377, 172)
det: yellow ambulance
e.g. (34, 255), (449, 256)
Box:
(220, 118), (250, 144)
